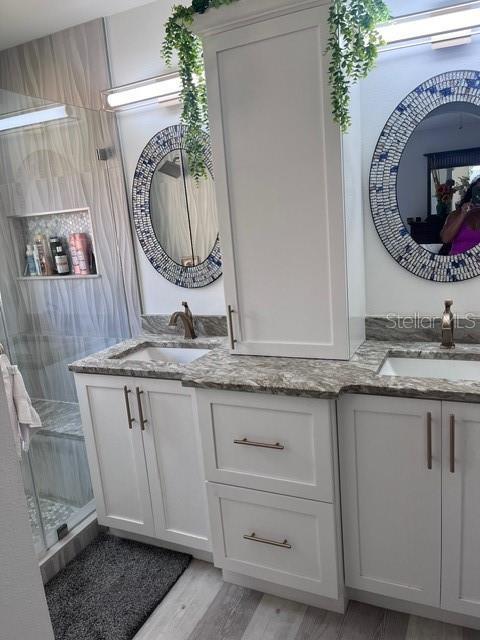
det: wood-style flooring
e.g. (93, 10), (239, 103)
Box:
(134, 560), (480, 640)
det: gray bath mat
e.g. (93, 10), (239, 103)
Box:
(45, 533), (191, 640)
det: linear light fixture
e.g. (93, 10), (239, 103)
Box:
(377, 1), (480, 49)
(102, 72), (182, 111)
(0, 104), (70, 132)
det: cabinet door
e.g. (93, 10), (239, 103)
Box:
(203, 5), (350, 359)
(74, 374), (154, 536)
(339, 395), (441, 606)
(139, 379), (210, 551)
(442, 402), (480, 617)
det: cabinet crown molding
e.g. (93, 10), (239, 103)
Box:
(191, 0), (330, 37)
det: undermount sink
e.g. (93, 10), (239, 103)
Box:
(379, 356), (480, 382)
(117, 346), (210, 365)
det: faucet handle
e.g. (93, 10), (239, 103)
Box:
(182, 301), (193, 321)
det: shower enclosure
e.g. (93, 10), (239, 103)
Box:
(0, 87), (138, 557)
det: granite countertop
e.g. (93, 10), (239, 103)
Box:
(70, 335), (480, 403)
(68, 335), (226, 381)
(182, 340), (480, 404)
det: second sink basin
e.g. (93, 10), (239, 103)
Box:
(118, 346), (210, 365)
(379, 356), (480, 382)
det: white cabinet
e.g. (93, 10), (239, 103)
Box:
(196, 389), (334, 500)
(75, 374), (210, 551)
(207, 483), (338, 598)
(442, 402), (480, 617)
(195, 388), (342, 604)
(193, 0), (365, 359)
(340, 394), (480, 619)
(75, 375), (154, 537)
(339, 395), (442, 606)
(140, 379), (210, 550)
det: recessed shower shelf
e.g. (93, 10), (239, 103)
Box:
(7, 207), (99, 280)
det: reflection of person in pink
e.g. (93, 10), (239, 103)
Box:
(69, 234), (91, 275)
(441, 178), (480, 255)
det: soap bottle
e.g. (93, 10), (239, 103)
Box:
(33, 243), (42, 275)
(49, 237), (70, 275)
(34, 234), (54, 276)
(25, 244), (37, 276)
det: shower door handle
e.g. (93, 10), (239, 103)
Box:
(123, 386), (135, 429)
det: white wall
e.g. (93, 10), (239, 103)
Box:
(397, 113), (480, 224)
(0, 380), (54, 640)
(105, 1), (225, 316)
(360, 1), (480, 316)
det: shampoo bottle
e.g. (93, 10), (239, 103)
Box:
(25, 244), (37, 276)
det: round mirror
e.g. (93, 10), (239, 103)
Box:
(370, 70), (480, 282)
(397, 102), (480, 256)
(150, 149), (218, 267)
(132, 124), (222, 288)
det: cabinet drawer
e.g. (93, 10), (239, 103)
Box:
(196, 390), (334, 501)
(207, 483), (338, 598)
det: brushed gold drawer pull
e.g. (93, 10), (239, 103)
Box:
(427, 412), (432, 470)
(136, 387), (147, 431)
(234, 437), (284, 450)
(450, 414), (455, 474)
(123, 386), (135, 430)
(243, 532), (291, 549)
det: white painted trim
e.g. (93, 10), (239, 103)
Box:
(17, 275), (101, 282)
(348, 588), (480, 631)
(108, 528), (214, 563)
(7, 207), (89, 219)
(192, 0), (330, 38)
(223, 569), (346, 613)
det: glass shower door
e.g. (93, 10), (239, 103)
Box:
(0, 87), (135, 555)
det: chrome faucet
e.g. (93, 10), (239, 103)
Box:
(169, 302), (197, 339)
(441, 300), (455, 349)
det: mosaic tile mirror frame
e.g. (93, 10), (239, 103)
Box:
(370, 70), (480, 282)
(132, 124), (222, 288)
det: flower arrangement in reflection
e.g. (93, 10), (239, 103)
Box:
(432, 168), (466, 217)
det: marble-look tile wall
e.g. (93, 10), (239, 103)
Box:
(366, 316), (480, 344)
(142, 314), (228, 337)
(0, 20), (141, 402)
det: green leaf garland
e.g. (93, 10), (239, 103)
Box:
(163, 0), (390, 176)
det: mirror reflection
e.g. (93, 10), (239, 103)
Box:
(150, 149), (218, 266)
(397, 103), (480, 255)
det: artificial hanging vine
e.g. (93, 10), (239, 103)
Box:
(162, 1), (239, 180)
(163, 0), (390, 177)
(326, 0), (390, 132)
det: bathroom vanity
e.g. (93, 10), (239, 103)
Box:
(70, 0), (480, 630)
(71, 335), (480, 628)
(71, 337), (223, 554)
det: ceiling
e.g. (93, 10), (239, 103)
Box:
(0, 0), (156, 51)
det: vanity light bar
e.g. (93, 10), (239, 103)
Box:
(102, 73), (182, 111)
(377, 1), (480, 48)
(0, 104), (70, 132)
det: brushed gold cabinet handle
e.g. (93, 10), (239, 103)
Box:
(234, 437), (284, 450)
(123, 386), (135, 430)
(243, 532), (292, 549)
(227, 305), (237, 350)
(136, 387), (147, 431)
(427, 412), (432, 470)
(450, 414), (455, 474)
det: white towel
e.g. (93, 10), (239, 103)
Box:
(0, 354), (42, 458)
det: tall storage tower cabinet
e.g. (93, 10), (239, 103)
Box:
(193, 0), (365, 359)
